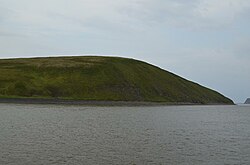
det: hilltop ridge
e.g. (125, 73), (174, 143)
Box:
(0, 56), (233, 104)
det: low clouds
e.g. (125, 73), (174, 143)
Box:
(193, 0), (250, 28)
(0, 0), (250, 102)
(134, 0), (250, 29)
(2, 0), (250, 33)
(196, 0), (250, 20)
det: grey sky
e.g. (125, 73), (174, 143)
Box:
(0, 0), (250, 103)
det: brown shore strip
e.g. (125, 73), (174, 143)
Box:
(0, 98), (205, 106)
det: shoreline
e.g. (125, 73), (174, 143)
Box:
(0, 98), (232, 106)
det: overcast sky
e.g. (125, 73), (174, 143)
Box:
(0, 0), (250, 103)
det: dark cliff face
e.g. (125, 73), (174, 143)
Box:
(245, 98), (250, 104)
(0, 56), (234, 104)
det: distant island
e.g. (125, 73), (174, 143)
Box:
(0, 56), (233, 105)
(245, 98), (250, 104)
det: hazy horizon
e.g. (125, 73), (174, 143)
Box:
(1, 0), (250, 103)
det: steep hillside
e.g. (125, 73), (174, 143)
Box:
(0, 56), (233, 104)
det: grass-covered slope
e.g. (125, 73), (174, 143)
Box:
(0, 56), (233, 104)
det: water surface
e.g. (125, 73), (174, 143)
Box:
(0, 104), (249, 164)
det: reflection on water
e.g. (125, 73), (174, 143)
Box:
(0, 104), (249, 164)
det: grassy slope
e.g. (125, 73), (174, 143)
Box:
(0, 56), (233, 104)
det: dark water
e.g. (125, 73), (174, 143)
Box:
(0, 104), (249, 165)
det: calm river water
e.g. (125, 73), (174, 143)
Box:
(0, 104), (249, 165)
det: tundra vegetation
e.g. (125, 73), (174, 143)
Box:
(0, 56), (233, 104)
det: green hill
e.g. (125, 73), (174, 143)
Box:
(0, 56), (233, 104)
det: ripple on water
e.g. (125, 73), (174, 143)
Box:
(0, 104), (250, 164)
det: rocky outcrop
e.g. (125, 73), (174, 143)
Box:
(244, 98), (250, 104)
